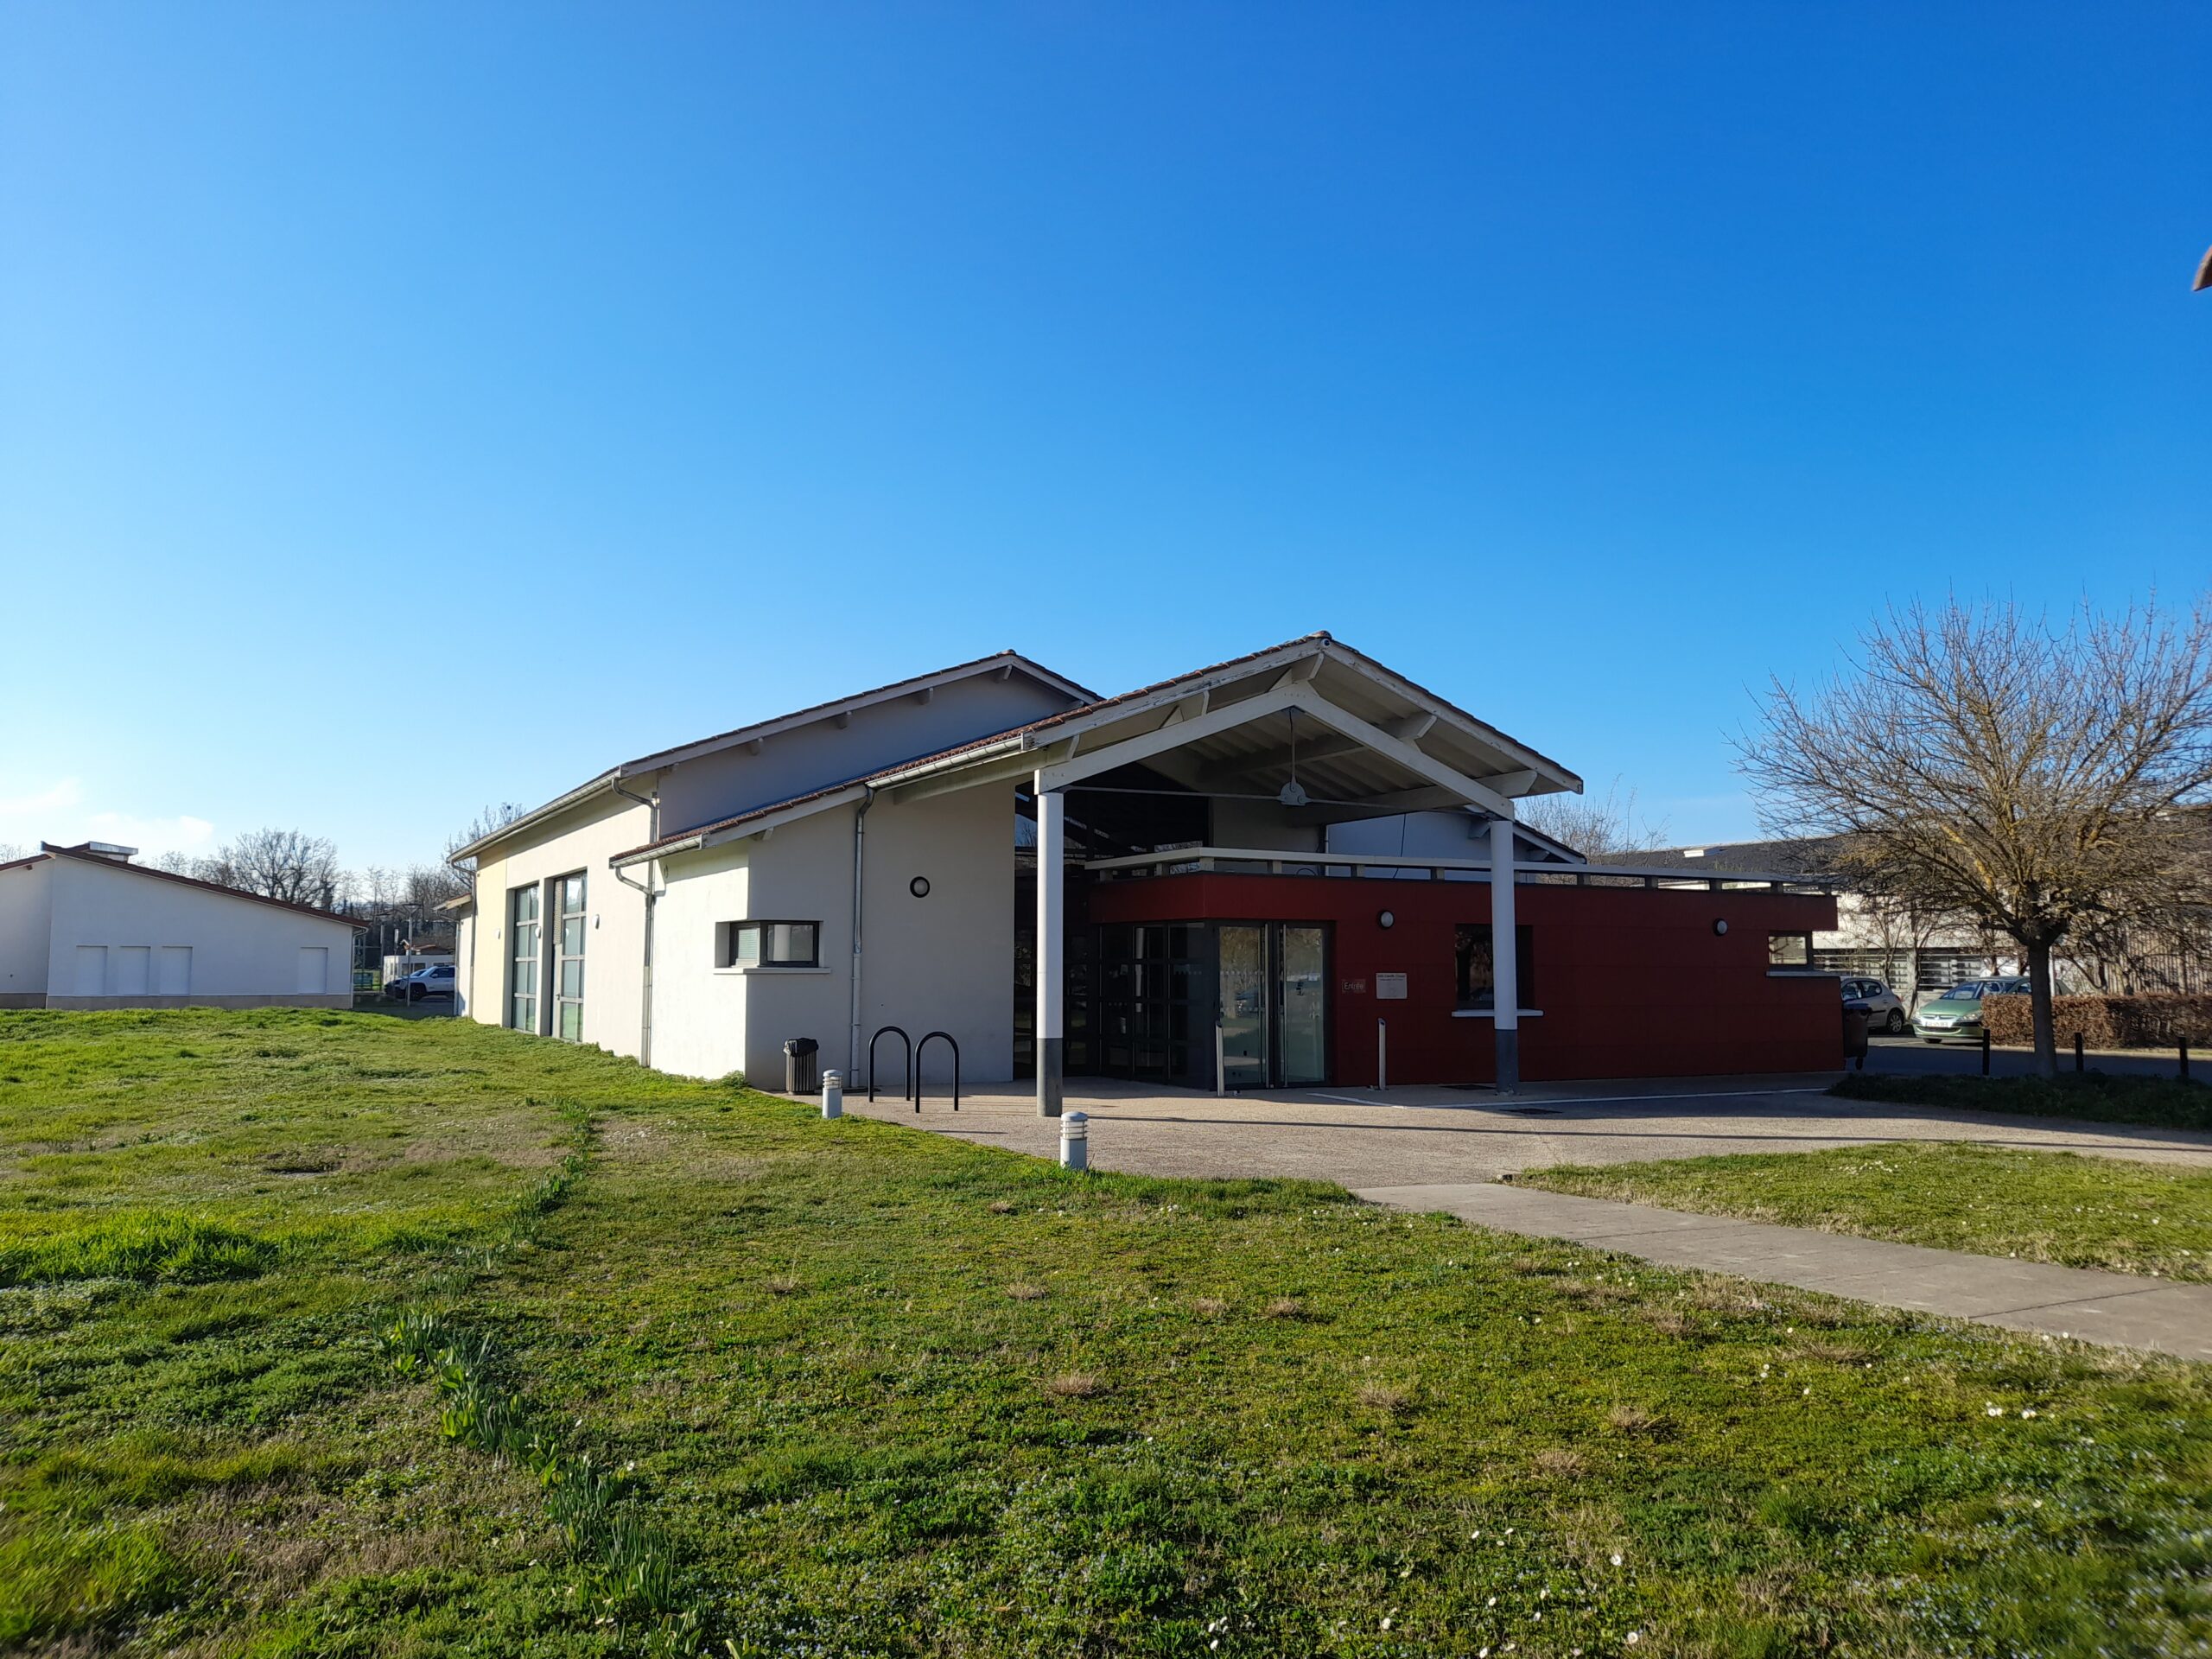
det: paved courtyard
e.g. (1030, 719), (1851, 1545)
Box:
(840, 1069), (2212, 1188)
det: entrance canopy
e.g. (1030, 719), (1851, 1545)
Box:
(865, 632), (1587, 1117)
(876, 632), (1584, 824)
(611, 632), (1584, 871)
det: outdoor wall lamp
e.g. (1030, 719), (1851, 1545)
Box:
(1713, 918), (1729, 936)
(910, 877), (931, 898)
(1376, 909), (1395, 929)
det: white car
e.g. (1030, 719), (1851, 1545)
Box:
(385, 963), (457, 1002)
(1840, 976), (1908, 1034)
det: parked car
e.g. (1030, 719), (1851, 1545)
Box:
(385, 963), (457, 1002)
(1911, 977), (2031, 1043)
(1840, 976), (1908, 1034)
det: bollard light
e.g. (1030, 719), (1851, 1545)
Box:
(1059, 1110), (1089, 1173)
(821, 1069), (844, 1119)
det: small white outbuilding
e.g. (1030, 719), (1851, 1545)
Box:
(0, 842), (361, 1010)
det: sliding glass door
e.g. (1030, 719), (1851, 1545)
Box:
(1217, 922), (1329, 1090)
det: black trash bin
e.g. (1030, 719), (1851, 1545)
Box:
(1841, 1005), (1870, 1069)
(783, 1037), (819, 1096)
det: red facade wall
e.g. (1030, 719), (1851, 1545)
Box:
(1085, 873), (1841, 1084)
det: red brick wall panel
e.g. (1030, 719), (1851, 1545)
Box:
(1086, 873), (1840, 1084)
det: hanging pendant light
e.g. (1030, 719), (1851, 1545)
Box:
(1277, 709), (1309, 809)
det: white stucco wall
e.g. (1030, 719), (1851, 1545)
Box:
(650, 783), (1019, 1089)
(0, 859), (55, 1006)
(36, 857), (356, 1007)
(1325, 810), (1488, 859)
(462, 793), (651, 1058)
(648, 837), (755, 1082)
(652, 673), (1071, 837)
(856, 782), (1016, 1089)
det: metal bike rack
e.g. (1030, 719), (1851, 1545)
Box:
(868, 1025), (913, 1105)
(915, 1030), (960, 1112)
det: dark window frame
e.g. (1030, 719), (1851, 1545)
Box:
(1454, 923), (1535, 1010)
(719, 919), (822, 969)
(1767, 931), (1814, 969)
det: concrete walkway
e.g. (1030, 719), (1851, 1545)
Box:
(842, 1073), (2212, 1187)
(1357, 1181), (2212, 1362)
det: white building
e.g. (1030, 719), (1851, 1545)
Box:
(0, 842), (361, 1009)
(450, 635), (1843, 1099)
(450, 650), (1094, 1085)
(1624, 840), (2022, 1005)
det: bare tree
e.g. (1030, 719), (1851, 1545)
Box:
(1854, 891), (1956, 1013)
(1517, 778), (1671, 859)
(446, 802), (527, 874)
(202, 828), (345, 909)
(1740, 595), (2212, 1076)
(0, 842), (24, 862)
(406, 860), (467, 910)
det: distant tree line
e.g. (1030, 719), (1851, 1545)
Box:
(139, 804), (528, 947)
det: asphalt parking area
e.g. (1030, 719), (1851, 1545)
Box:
(1859, 1031), (2201, 1083)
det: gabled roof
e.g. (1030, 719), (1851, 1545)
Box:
(3, 843), (363, 927)
(617, 650), (1096, 773)
(611, 632), (1586, 868)
(452, 649), (1094, 862)
(1612, 836), (1847, 876)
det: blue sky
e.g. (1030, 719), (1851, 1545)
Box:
(3, 3), (2207, 870)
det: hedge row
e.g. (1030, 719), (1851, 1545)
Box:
(1982, 992), (2212, 1049)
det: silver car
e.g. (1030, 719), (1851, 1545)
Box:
(1841, 975), (1908, 1034)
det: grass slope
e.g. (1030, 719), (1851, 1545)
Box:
(1513, 1141), (2212, 1282)
(1, 1011), (2209, 1656)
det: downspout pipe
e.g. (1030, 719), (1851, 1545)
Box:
(849, 785), (875, 1085)
(613, 778), (660, 1069)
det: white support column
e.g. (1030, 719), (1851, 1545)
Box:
(1035, 778), (1065, 1118)
(1488, 815), (1520, 1093)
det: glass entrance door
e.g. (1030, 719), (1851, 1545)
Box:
(1218, 925), (1270, 1090)
(1214, 922), (1329, 1089)
(1275, 925), (1327, 1085)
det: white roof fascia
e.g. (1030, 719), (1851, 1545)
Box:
(449, 769), (623, 863)
(868, 732), (1034, 791)
(1040, 639), (1330, 744)
(1313, 640), (1582, 798)
(609, 784), (871, 870)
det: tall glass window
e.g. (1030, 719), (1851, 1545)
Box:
(508, 885), (541, 1032)
(1093, 923), (1205, 1084)
(556, 874), (587, 1041)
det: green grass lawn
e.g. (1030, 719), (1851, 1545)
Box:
(1512, 1141), (2212, 1282)
(5, 1011), (2212, 1656)
(1834, 1069), (2212, 1131)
